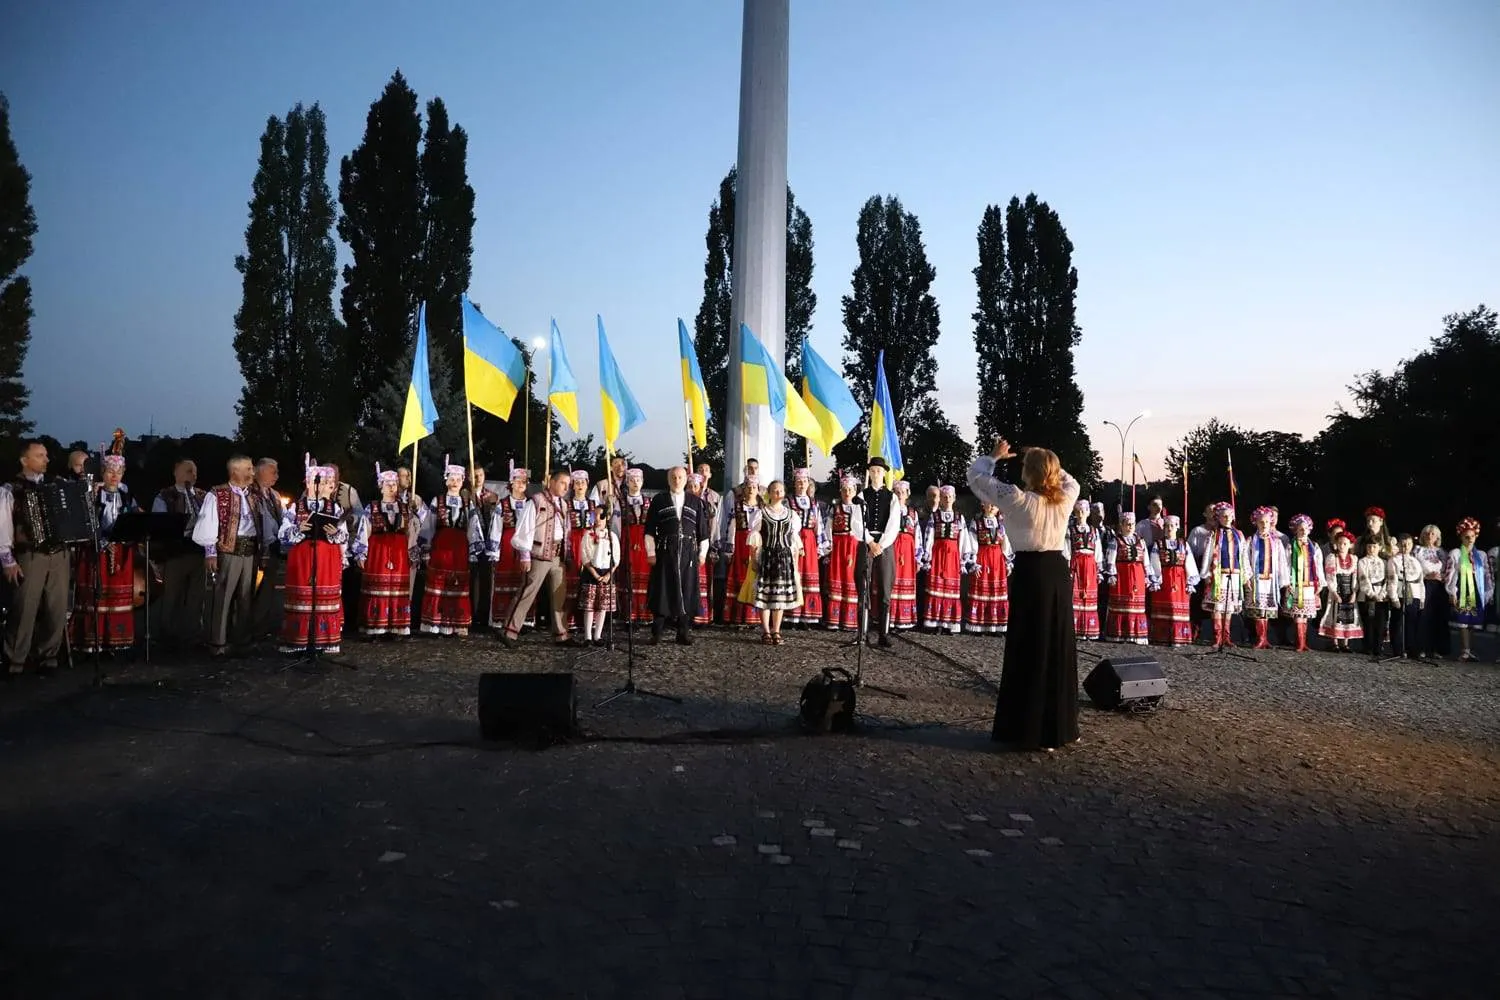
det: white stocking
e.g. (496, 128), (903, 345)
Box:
(582, 610), (596, 642)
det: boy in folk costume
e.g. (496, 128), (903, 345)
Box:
(785, 468), (826, 627)
(1280, 514), (1324, 652)
(277, 460), (348, 654)
(686, 474), (713, 625)
(965, 501), (1014, 634)
(1356, 537), (1390, 659)
(888, 480), (921, 629)
(1064, 499), (1104, 640)
(1147, 515), (1199, 646)
(1104, 511), (1155, 644)
(1199, 502), (1248, 649)
(575, 513), (620, 647)
(822, 474), (864, 630)
(417, 459), (491, 636)
(1386, 533), (1425, 660)
(1243, 506), (1290, 649)
(351, 465), (418, 637)
(1319, 530), (1362, 652)
(562, 470), (597, 627)
(615, 468), (653, 624)
(718, 475), (763, 627)
(490, 468), (533, 631)
(1446, 517), (1492, 663)
(921, 484), (974, 634)
(72, 450), (139, 653)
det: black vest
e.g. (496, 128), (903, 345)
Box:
(9, 475), (55, 552)
(861, 487), (894, 543)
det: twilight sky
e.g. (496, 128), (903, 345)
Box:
(3, 0), (1496, 479)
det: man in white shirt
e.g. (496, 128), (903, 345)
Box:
(860, 457), (905, 648)
(500, 470), (573, 646)
(193, 455), (281, 657)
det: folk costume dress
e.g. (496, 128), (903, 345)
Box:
(1446, 543), (1493, 630)
(719, 490), (762, 627)
(1244, 520), (1290, 648)
(1105, 524), (1156, 644)
(352, 498), (417, 636)
(578, 530), (620, 616)
(749, 506), (804, 611)
(824, 499), (865, 630)
(417, 490), (490, 635)
(72, 483), (139, 652)
(787, 493), (826, 625)
(278, 490), (348, 654)
(1280, 522), (1325, 651)
(491, 493), (533, 630)
(890, 504), (922, 629)
(965, 514), (1015, 634)
(1200, 523), (1249, 616)
(564, 494), (600, 623)
(1319, 552), (1363, 643)
(1063, 510), (1105, 640)
(922, 509), (976, 632)
(1148, 537), (1200, 646)
(617, 489), (653, 624)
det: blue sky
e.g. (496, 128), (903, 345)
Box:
(4, 0), (1496, 479)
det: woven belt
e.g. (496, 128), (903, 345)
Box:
(227, 538), (259, 557)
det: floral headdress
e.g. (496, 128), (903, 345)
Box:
(1364, 506), (1386, 521)
(375, 462), (397, 488)
(443, 455), (465, 481)
(1289, 514), (1313, 532)
(1456, 516), (1481, 537)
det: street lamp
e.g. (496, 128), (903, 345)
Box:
(527, 336), (546, 476)
(1102, 410), (1150, 514)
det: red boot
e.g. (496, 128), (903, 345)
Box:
(1212, 620), (1226, 648)
(1254, 618), (1271, 649)
(1294, 620), (1308, 652)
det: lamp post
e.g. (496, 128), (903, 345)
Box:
(1102, 410), (1150, 514)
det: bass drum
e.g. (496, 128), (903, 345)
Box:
(133, 563), (163, 608)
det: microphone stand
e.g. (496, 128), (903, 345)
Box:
(597, 494), (680, 708)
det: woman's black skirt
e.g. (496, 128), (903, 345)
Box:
(993, 551), (1080, 750)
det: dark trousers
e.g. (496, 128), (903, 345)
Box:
(1360, 600), (1389, 654)
(1389, 599), (1421, 656)
(469, 561), (493, 630)
(866, 548), (894, 637)
(341, 565), (362, 633)
(1419, 581), (1451, 656)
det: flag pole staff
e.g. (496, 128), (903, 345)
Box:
(543, 347), (553, 479)
(684, 400), (693, 471)
(465, 400), (477, 493)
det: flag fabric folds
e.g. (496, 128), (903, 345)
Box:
(678, 318), (709, 450)
(398, 303), (440, 451)
(799, 339), (861, 456)
(598, 315), (646, 450)
(738, 323), (823, 444)
(548, 318), (579, 433)
(461, 295), (527, 420)
(1226, 449), (1238, 507)
(867, 350), (905, 482)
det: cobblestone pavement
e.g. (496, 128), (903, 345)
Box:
(2, 625), (1497, 999)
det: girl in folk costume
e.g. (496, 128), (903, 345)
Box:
(417, 459), (488, 635)
(921, 484), (974, 634)
(785, 468), (826, 626)
(278, 459), (348, 654)
(1280, 514), (1325, 652)
(823, 474), (865, 630)
(351, 465), (417, 637)
(747, 479), (804, 644)
(1243, 506), (1290, 649)
(1446, 517), (1492, 662)
(1356, 536), (1390, 659)
(563, 470), (598, 626)
(888, 480), (921, 629)
(575, 513), (620, 647)
(1063, 499), (1104, 640)
(1386, 533), (1425, 659)
(1147, 515), (1199, 646)
(1319, 529), (1363, 652)
(686, 474), (713, 625)
(1361, 506), (1394, 560)
(1413, 524), (1451, 659)
(490, 468), (533, 631)
(718, 475), (763, 627)
(1104, 511), (1156, 644)
(72, 441), (139, 653)
(616, 468), (653, 624)
(965, 502), (1014, 634)
(1199, 502), (1248, 649)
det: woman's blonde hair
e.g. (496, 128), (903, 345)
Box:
(1419, 524), (1442, 547)
(1022, 448), (1066, 505)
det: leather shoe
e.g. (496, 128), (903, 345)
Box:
(878, 635), (893, 648)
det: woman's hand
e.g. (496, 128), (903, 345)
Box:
(991, 437), (1016, 461)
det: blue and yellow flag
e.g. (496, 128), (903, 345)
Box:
(868, 350), (904, 483)
(799, 339), (861, 456)
(678, 318), (709, 449)
(398, 303), (440, 451)
(548, 318), (579, 433)
(738, 323), (822, 443)
(461, 295), (526, 420)
(597, 315), (646, 450)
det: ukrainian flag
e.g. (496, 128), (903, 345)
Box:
(738, 323), (822, 444)
(678, 318), (709, 449)
(398, 302), (439, 451)
(548, 318), (579, 433)
(598, 315), (646, 450)
(799, 339), (861, 456)
(868, 350), (904, 482)
(461, 294), (526, 420)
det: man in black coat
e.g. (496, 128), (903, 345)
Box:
(861, 457), (905, 648)
(644, 465), (711, 645)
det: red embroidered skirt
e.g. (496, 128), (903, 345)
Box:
(966, 542), (1009, 633)
(491, 526), (532, 627)
(695, 559), (712, 625)
(890, 530), (918, 628)
(578, 574), (617, 613)
(924, 538), (963, 628)
(1070, 551), (1101, 639)
(723, 529), (761, 625)
(786, 526), (823, 624)
(280, 540), (344, 652)
(1148, 563), (1193, 645)
(623, 523), (651, 622)
(1105, 561), (1149, 643)
(360, 532), (412, 635)
(825, 533), (861, 630)
(420, 527), (472, 634)
(72, 545), (135, 651)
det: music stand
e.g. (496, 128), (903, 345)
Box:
(112, 510), (187, 666)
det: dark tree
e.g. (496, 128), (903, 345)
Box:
(555, 433), (633, 475)
(690, 167), (817, 470)
(233, 103), (344, 459)
(0, 94), (37, 450)
(416, 97), (475, 365)
(832, 195), (969, 485)
(973, 196), (1099, 488)
(1162, 418), (1319, 524)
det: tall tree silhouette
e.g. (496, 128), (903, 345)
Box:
(0, 93), (37, 450)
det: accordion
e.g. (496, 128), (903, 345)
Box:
(17, 480), (98, 550)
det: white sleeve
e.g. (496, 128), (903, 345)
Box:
(512, 501), (536, 557)
(0, 486), (13, 565)
(191, 497), (219, 553)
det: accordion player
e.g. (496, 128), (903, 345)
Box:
(2, 441), (81, 675)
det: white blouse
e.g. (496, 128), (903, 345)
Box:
(965, 456), (1081, 553)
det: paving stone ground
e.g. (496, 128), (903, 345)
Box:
(2, 624), (1497, 999)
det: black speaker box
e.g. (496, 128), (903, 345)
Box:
(1083, 655), (1167, 710)
(478, 672), (578, 741)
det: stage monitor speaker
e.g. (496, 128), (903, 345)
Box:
(1083, 655), (1167, 711)
(478, 672), (578, 742)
